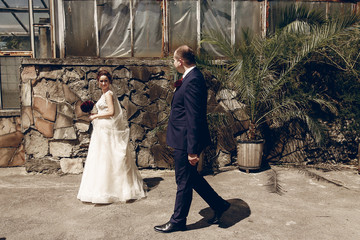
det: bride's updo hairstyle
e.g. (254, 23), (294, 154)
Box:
(97, 69), (113, 84)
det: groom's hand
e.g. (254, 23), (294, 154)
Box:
(188, 154), (199, 166)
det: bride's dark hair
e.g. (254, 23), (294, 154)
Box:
(97, 69), (113, 84)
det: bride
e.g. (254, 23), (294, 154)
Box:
(77, 69), (146, 204)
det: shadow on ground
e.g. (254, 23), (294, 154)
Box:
(144, 177), (164, 191)
(187, 198), (251, 231)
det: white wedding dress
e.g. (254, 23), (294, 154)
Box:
(77, 90), (146, 203)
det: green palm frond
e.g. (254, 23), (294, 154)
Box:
(201, 3), (360, 141)
(310, 97), (338, 115)
(277, 4), (327, 32)
(201, 30), (236, 60)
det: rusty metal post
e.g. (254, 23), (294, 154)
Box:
(29, 0), (35, 58)
(196, 0), (201, 55)
(130, 0), (134, 57)
(260, 0), (268, 38)
(49, 0), (56, 58)
(162, 0), (169, 57)
(358, 142), (360, 174)
(231, 0), (235, 47)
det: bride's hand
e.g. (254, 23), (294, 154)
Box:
(89, 114), (96, 121)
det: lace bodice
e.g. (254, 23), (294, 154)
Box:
(96, 90), (113, 114)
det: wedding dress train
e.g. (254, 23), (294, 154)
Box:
(77, 90), (146, 203)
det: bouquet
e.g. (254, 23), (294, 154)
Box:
(80, 100), (94, 113)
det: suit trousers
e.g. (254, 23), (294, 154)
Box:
(170, 148), (225, 226)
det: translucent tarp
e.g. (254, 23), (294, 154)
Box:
(1, 0), (357, 56)
(234, 1), (261, 44)
(169, 1), (198, 53)
(169, 0), (262, 55)
(98, 0), (133, 57)
(133, 0), (162, 57)
(98, 0), (162, 57)
(67, 0), (162, 57)
(63, 0), (97, 56)
(201, 0), (231, 56)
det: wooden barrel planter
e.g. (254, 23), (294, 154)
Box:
(236, 139), (265, 173)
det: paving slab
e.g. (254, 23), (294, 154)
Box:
(0, 166), (359, 240)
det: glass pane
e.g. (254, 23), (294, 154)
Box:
(234, 1), (261, 45)
(98, 0), (132, 57)
(33, 0), (49, 8)
(0, 35), (31, 51)
(64, 0), (97, 56)
(201, 0), (231, 56)
(34, 0), (51, 58)
(0, 57), (23, 109)
(133, 0), (162, 57)
(0, 0), (31, 51)
(169, 0), (198, 53)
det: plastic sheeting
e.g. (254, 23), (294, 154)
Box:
(63, 0), (98, 56)
(98, 0), (162, 57)
(98, 0), (132, 57)
(169, 1), (198, 53)
(60, 0), (358, 58)
(169, 0), (262, 55)
(133, 1), (162, 57)
(201, 0), (231, 56)
(234, 1), (261, 44)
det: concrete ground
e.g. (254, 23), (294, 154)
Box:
(0, 166), (359, 240)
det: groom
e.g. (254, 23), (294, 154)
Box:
(154, 45), (230, 233)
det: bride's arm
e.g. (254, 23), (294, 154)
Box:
(89, 93), (115, 120)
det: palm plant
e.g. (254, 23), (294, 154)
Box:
(201, 4), (359, 143)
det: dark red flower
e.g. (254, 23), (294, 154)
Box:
(80, 100), (94, 113)
(174, 78), (183, 88)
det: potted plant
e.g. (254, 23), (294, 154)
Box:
(200, 4), (359, 172)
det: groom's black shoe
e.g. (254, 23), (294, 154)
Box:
(154, 221), (186, 233)
(208, 200), (231, 224)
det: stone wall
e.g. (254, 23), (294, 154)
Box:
(18, 58), (249, 174)
(10, 57), (358, 173)
(0, 112), (25, 167)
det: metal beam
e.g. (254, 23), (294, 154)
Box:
(231, 0), (235, 46)
(130, 0), (134, 57)
(0, 0), (28, 32)
(40, 0), (48, 9)
(29, 0), (35, 58)
(0, 51), (33, 57)
(197, 0), (201, 54)
(0, 7), (49, 13)
(50, 0), (56, 58)
(162, 0), (169, 57)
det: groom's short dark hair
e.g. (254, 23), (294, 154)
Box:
(174, 45), (196, 66)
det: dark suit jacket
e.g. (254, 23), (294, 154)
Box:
(166, 67), (211, 155)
